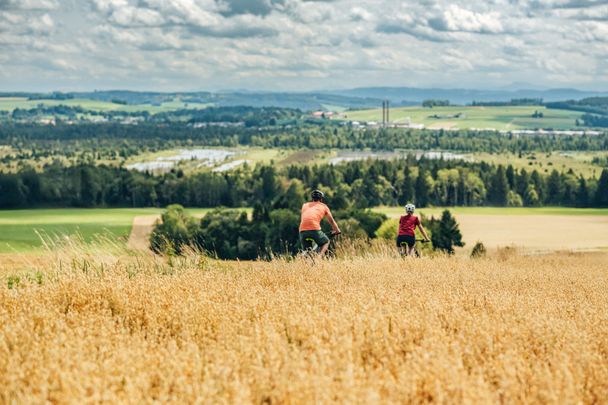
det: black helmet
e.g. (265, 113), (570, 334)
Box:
(311, 189), (324, 201)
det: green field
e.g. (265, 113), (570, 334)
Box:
(470, 151), (606, 178)
(0, 208), (220, 253)
(343, 105), (583, 130)
(0, 97), (210, 114)
(1, 207), (606, 253)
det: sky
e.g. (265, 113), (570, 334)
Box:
(0, 0), (607, 92)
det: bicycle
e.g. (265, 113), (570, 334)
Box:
(300, 231), (341, 261)
(400, 239), (430, 258)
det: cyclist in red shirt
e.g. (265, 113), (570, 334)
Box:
(397, 203), (430, 256)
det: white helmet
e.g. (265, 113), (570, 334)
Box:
(405, 203), (415, 214)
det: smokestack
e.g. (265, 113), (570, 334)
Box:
(386, 100), (389, 126)
(382, 100), (386, 127)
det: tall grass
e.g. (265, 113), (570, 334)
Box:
(1, 246), (607, 403)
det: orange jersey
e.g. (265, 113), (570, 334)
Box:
(299, 201), (330, 231)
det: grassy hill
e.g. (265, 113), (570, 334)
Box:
(342, 105), (583, 130)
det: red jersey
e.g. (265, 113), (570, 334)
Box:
(398, 214), (420, 236)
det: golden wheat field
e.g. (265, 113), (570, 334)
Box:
(1, 246), (607, 404)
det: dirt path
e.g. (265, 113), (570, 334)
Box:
(127, 215), (161, 250)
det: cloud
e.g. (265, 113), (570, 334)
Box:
(217, 0), (283, 16)
(0, 0), (57, 10)
(350, 6), (373, 22)
(376, 13), (459, 42)
(0, 0), (607, 91)
(573, 20), (608, 40)
(28, 12), (54, 33)
(555, 0), (608, 8)
(554, 2), (608, 18)
(90, 0), (281, 38)
(428, 5), (504, 34)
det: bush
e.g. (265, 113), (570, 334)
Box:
(507, 190), (523, 207)
(335, 209), (386, 238)
(470, 241), (487, 258)
(377, 219), (399, 240)
(335, 218), (368, 240)
(149, 204), (198, 255)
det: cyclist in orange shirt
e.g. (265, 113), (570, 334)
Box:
(299, 190), (341, 255)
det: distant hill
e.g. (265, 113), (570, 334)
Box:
(75, 87), (608, 109)
(4, 87), (608, 111)
(327, 87), (608, 106)
(64, 90), (383, 111)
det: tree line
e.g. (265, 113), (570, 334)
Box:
(471, 98), (543, 107)
(2, 123), (607, 156)
(4, 106), (301, 127)
(150, 204), (465, 260)
(1, 158), (606, 209)
(546, 97), (608, 128)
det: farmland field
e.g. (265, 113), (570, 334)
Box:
(1, 207), (607, 254)
(0, 97), (210, 114)
(0, 208), (219, 253)
(0, 250), (606, 403)
(342, 105), (583, 130)
(376, 207), (608, 253)
(469, 151), (606, 178)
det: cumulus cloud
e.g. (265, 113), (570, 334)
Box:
(28, 12), (54, 33)
(554, 2), (608, 18)
(428, 5), (504, 33)
(376, 13), (460, 42)
(555, 0), (608, 8)
(217, 0), (283, 16)
(0, 0), (606, 91)
(350, 6), (373, 22)
(0, 0), (57, 10)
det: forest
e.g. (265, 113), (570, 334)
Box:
(2, 123), (607, 161)
(1, 158), (606, 210)
(546, 97), (608, 127)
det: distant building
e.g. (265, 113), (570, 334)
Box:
(311, 111), (334, 119)
(37, 118), (56, 125)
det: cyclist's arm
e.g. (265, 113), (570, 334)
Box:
(325, 210), (341, 234)
(418, 223), (430, 242)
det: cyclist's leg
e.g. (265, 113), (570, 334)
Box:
(318, 242), (330, 255)
(313, 230), (330, 256)
(300, 232), (315, 252)
(397, 235), (406, 256)
(405, 235), (416, 256)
